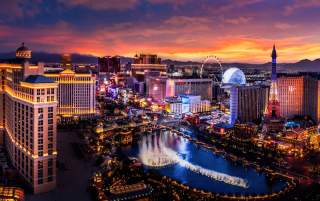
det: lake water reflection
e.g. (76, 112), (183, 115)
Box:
(122, 130), (287, 195)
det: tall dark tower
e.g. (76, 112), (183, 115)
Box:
(267, 44), (280, 118)
(271, 44), (277, 81)
(263, 44), (284, 134)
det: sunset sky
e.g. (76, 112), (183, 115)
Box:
(1, 0), (320, 63)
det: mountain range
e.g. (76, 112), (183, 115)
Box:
(0, 51), (319, 72)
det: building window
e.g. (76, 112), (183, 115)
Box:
(48, 119), (53, 125)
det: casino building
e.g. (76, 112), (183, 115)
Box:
(44, 69), (96, 120)
(277, 74), (318, 121)
(237, 85), (269, 123)
(146, 76), (213, 101)
(0, 43), (57, 193)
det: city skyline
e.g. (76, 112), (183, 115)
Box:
(1, 0), (320, 63)
(1, 1), (320, 200)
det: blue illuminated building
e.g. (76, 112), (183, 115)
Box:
(222, 67), (246, 125)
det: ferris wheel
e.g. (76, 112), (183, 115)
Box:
(200, 55), (224, 83)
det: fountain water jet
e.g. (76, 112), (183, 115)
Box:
(138, 132), (249, 188)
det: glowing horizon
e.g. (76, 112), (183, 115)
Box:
(1, 0), (320, 63)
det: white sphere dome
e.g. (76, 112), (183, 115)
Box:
(222, 67), (246, 85)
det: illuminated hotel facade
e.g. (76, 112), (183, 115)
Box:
(237, 85), (269, 123)
(277, 74), (318, 121)
(45, 69), (96, 120)
(165, 95), (211, 114)
(0, 44), (57, 193)
(146, 77), (213, 101)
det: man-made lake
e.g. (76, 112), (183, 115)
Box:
(122, 130), (287, 195)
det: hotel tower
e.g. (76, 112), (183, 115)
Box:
(0, 44), (57, 193)
(44, 68), (96, 120)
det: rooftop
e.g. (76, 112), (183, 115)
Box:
(16, 42), (30, 52)
(60, 69), (75, 74)
(24, 75), (55, 83)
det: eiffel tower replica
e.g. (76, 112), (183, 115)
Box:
(263, 45), (285, 134)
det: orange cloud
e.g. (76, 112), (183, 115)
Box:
(1, 14), (320, 64)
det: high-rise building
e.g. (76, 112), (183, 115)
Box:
(237, 85), (269, 123)
(277, 74), (318, 121)
(61, 54), (72, 69)
(0, 43), (58, 193)
(133, 54), (161, 64)
(45, 69), (96, 120)
(98, 56), (121, 74)
(131, 54), (167, 79)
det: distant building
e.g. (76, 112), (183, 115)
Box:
(45, 69), (96, 120)
(165, 95), (210, 114)
(15, 42), (31, 59)
(61, 54), (72, 69)
(0, 186), (24, 201)
(237, 85), (269, 123)
(133, 53), (161, 64)
(146, 77), (167, 101)
(131, 54), (167, 79)
(98, 56), (121, 74)
(0, 44), (58, 193)
(146, 77), (213, 101)
(277, 74), (318, 121)
(212, 82), (224, 102)
(165, 78), (213, 100)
